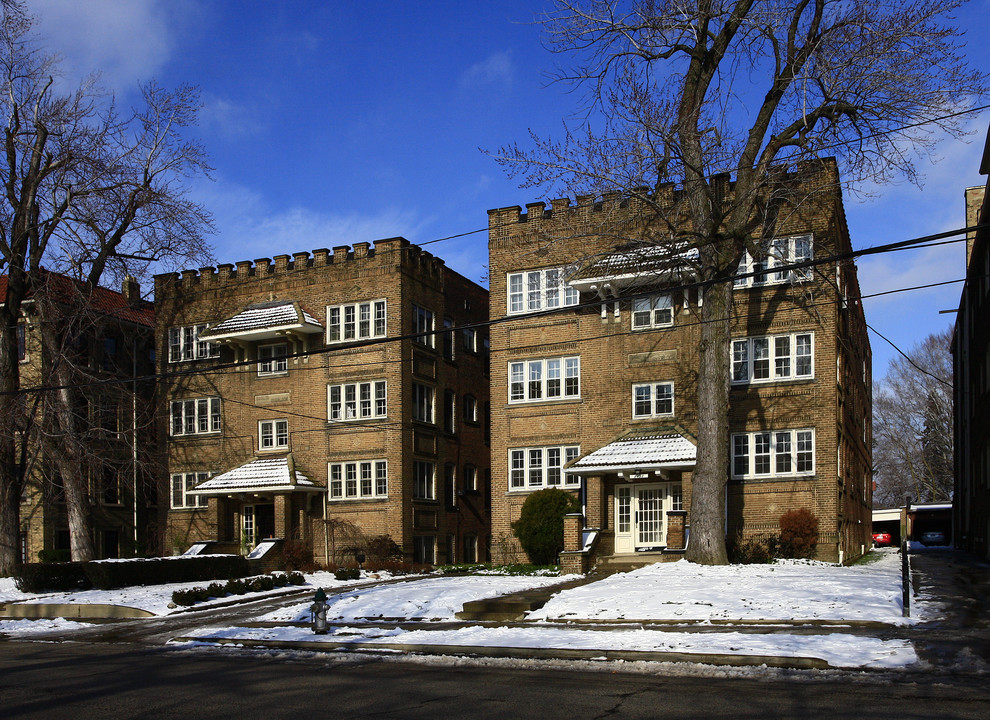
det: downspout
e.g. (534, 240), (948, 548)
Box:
(132, 337), (139, 551)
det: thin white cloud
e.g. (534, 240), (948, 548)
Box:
(30, 0), (191, 89)
(459, 50), (514, 91)
(198, 92), (265, 141)
(190, 177), (431, 267)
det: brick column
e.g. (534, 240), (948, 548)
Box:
(563, 512), (583, 552)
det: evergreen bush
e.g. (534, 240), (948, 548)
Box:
(510, 488), (580, 565)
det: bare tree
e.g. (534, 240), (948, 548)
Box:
(492, 0), (986, 563)
(873, 329), (953, 507)
(0, 3), (213, 573)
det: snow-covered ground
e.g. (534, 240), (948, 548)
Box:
(1, 550), (930, 670)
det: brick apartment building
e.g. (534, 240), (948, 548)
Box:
(5, 272), (160, 562)
(487, 158), (873, 567)
(155, 239), (490, 566)
(953, 126), (990, 559)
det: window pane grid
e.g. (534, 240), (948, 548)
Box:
(732, 430), (815, 478)
(328, 381), (387, 421)
(732, 333), (813, 384)
(507, 268), (580, 315)
(327, 300), (387, 344)
(508, 446), (581, 490)
(329, 460), (388, 500)
(509, 357), (580, 403)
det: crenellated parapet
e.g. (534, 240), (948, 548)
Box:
(155, 236), (447, 291)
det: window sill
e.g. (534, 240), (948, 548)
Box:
(731, 377), (816, 388)
(328, 497), (389, 504)
(505, 397), (582, 408)
(730, 473), (817, 483)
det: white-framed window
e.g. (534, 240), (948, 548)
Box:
(327, 380), (387, 421)
(508, 445), (581, 490)
(732, 333), (814, 384)
(413, 535), (436, 564)
(444, 463), (457, 507)
(443, 389), (456, 433)
(170, 397), (221, 436)
(168, 324), (219, 363)
(413, 461), (435, 499)
(171, 471), (210, 509)
(257, 343), (288, 376)
(442, 317), (455, 360)
(328, 460), (388, 500)
(731, 429), (815, 478)
(631, 294), (673, 329)
(508, 356), (580, 403)
(326, 300), (386, 343)
(463, 394), (478, 423)
(464, 464), (478, 491)
(632, 382), (674, 418)
(412, 304), (434, 347)
(734, 234), (813, 288)
(259, 419), (288, 450)
(507, 268), (580, 314)
(462, 327), (477, 352)
(412, 383), (435, 424)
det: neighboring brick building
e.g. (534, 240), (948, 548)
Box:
(953, 125), (990, 560)
(155, 239), (490, 566)
(488, 158), (873, 567)
(4, 272), (160, 562)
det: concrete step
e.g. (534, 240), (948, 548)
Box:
(455, 576), (599, 621)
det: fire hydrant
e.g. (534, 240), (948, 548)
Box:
(310, 587), (329, 634)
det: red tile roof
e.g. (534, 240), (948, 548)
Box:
(0, 271), (154, 328)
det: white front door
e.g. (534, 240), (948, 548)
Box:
(614, 483), (670, 553)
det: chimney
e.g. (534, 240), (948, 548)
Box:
(122, 275), (141, 305)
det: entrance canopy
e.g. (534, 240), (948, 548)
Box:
(189, 455), (321, 497)
(566, 432), (697, 479)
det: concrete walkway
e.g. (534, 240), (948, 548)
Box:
(5, 548), (989, 673)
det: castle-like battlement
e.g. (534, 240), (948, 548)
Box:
(157, 236), (447, 289)
(487, 158), (837, 229)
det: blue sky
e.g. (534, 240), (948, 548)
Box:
(29, 0), (990, 380)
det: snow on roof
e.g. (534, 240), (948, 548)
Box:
(190, 456), (319, 495)
(568, 243), (699, 288)
(567, 432), (697, 474)
(200, 300), (323, 339)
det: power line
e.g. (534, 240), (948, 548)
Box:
(6, 221), (979, 398)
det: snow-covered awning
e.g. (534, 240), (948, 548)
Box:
(567, 243), (699, 294)
(200, 300), (324, 342)
(566, 431), (697, 477)
(189, 456), (321, 496)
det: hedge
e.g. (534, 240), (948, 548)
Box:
(14, 562), (91, 593)
(15, 555), (252, 592)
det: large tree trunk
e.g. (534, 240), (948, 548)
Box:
(0, 309), (24, 574)
(39, 311), (95, 562)
(684, 278), (731, 565)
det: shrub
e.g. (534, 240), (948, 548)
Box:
(366, 535), (402, 561)
(334, 567), (360, 581)
(778, 508), (819, 559)
(281, 541), (314, 572)
(728, 533), (779, 564)
(286, 571), (305, 585)
(37, 548), (71, 563)
(511, 488), (581, 565)
(14, 562), (91, 593)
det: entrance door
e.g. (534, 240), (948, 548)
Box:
(243, 503), (276, 548)
(635, 486), (665, 548)
(614, 483), (669, 553)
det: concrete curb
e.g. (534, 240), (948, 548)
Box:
(172, 634), (833, 670)
(1, 603), (155, 619)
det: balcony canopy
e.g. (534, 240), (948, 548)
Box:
(200, 300), (324, 342)
(566, 243), (699, 294)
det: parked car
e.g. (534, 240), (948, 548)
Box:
(872, 531), (893, 547)
(920, 530), (946, 546)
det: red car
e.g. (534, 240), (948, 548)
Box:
(872, 531), (893, 547)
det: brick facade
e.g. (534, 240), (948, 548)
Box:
(155, 239), (490, 567)
(953, 126), (990, 559)
(488, 158), (873, 566)
(7, 274), (161, 562)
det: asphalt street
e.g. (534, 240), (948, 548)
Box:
(1, 640), (989, 720)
